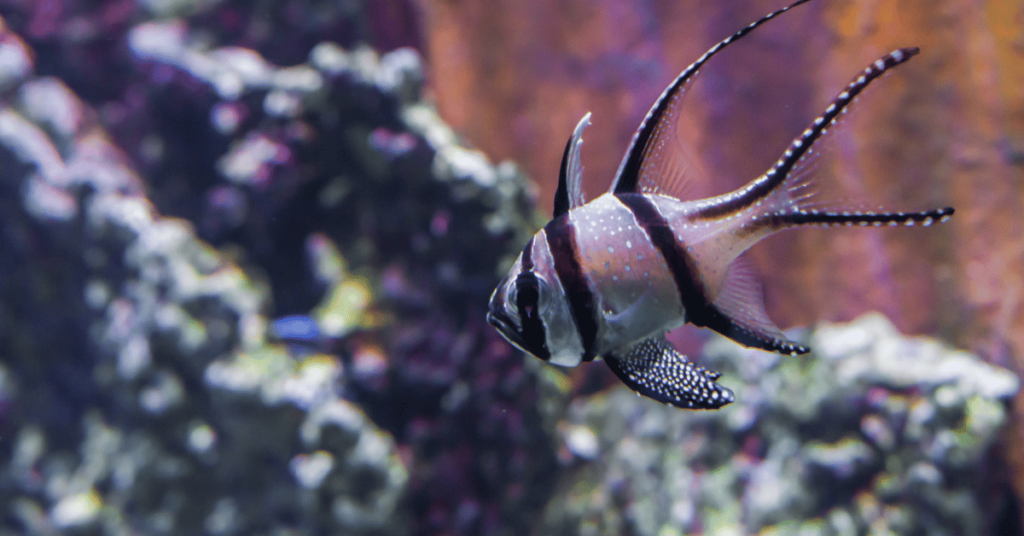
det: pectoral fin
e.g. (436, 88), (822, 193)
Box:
(604, 338), (734, 410)
(603, 290), (671, 340)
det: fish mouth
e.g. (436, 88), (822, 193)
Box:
(486, 309), (527, 350)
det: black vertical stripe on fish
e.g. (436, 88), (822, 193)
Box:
(553, 131), (575, 218)
(515, 273), (549, 361)
(544, 217), (599, 362)
(694, 48), (920, 221)
(520, 236), (535, 270)
(514, 237), (551, 360)
(617, 193), (808, 355)
(612, 0), (814, 195)
(615, 194), (710, 314)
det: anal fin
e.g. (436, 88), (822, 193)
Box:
(605, 338), (734, 410)
(698, 255), (810, 356)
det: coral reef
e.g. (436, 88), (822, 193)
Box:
(542, 314), (1018, 536)
(0, 3), (553, 533)
(0, 60), (408, 536)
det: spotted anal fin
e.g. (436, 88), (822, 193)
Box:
(553, 112), (592, 218)
(700, 255), (809, 355)
(611, 0), (815, 196)
(604, 338), (734, 410)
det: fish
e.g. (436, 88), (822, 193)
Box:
(270, 314), (337, 356)
(486, 0), (954, 410)
(271, 315), (324, 346)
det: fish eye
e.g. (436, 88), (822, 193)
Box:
(507, 273), (550, 318)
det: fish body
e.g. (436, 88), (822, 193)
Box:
(486, 0), (953, 409)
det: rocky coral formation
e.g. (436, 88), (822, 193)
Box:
(0, 4), (551, 534)
(0, 65), (408, 536)
(542, 314), (1019, 536)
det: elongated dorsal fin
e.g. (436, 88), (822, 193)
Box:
(553, 112), (592, 218)
(610, 0), (814, 196)
(690, 47), (925, 223)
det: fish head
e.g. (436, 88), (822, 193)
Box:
(487, 255), (553, 360)
(487, 234), (586, 366)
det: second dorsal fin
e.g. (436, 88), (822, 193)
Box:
(611, 0), (814, 197)
(554, 112), (592, 218)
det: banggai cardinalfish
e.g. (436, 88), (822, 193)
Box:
(486, 0), (953, 410)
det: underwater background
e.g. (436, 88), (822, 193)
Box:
(0, 0), (1022, 534)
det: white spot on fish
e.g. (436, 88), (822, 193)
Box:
(626, 240), (633, 249)
(607, 245), (615, 254)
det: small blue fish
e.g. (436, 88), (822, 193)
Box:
(271, 315), (328, 354)
(486, 0), (953, 410)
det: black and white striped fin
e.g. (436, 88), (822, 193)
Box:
(611, 0), (815, 196)
(765, 207), (954, 230)
(605, 338), (734, 410)
(694, 47), (928, 221)
(553, 113), (592, 218)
